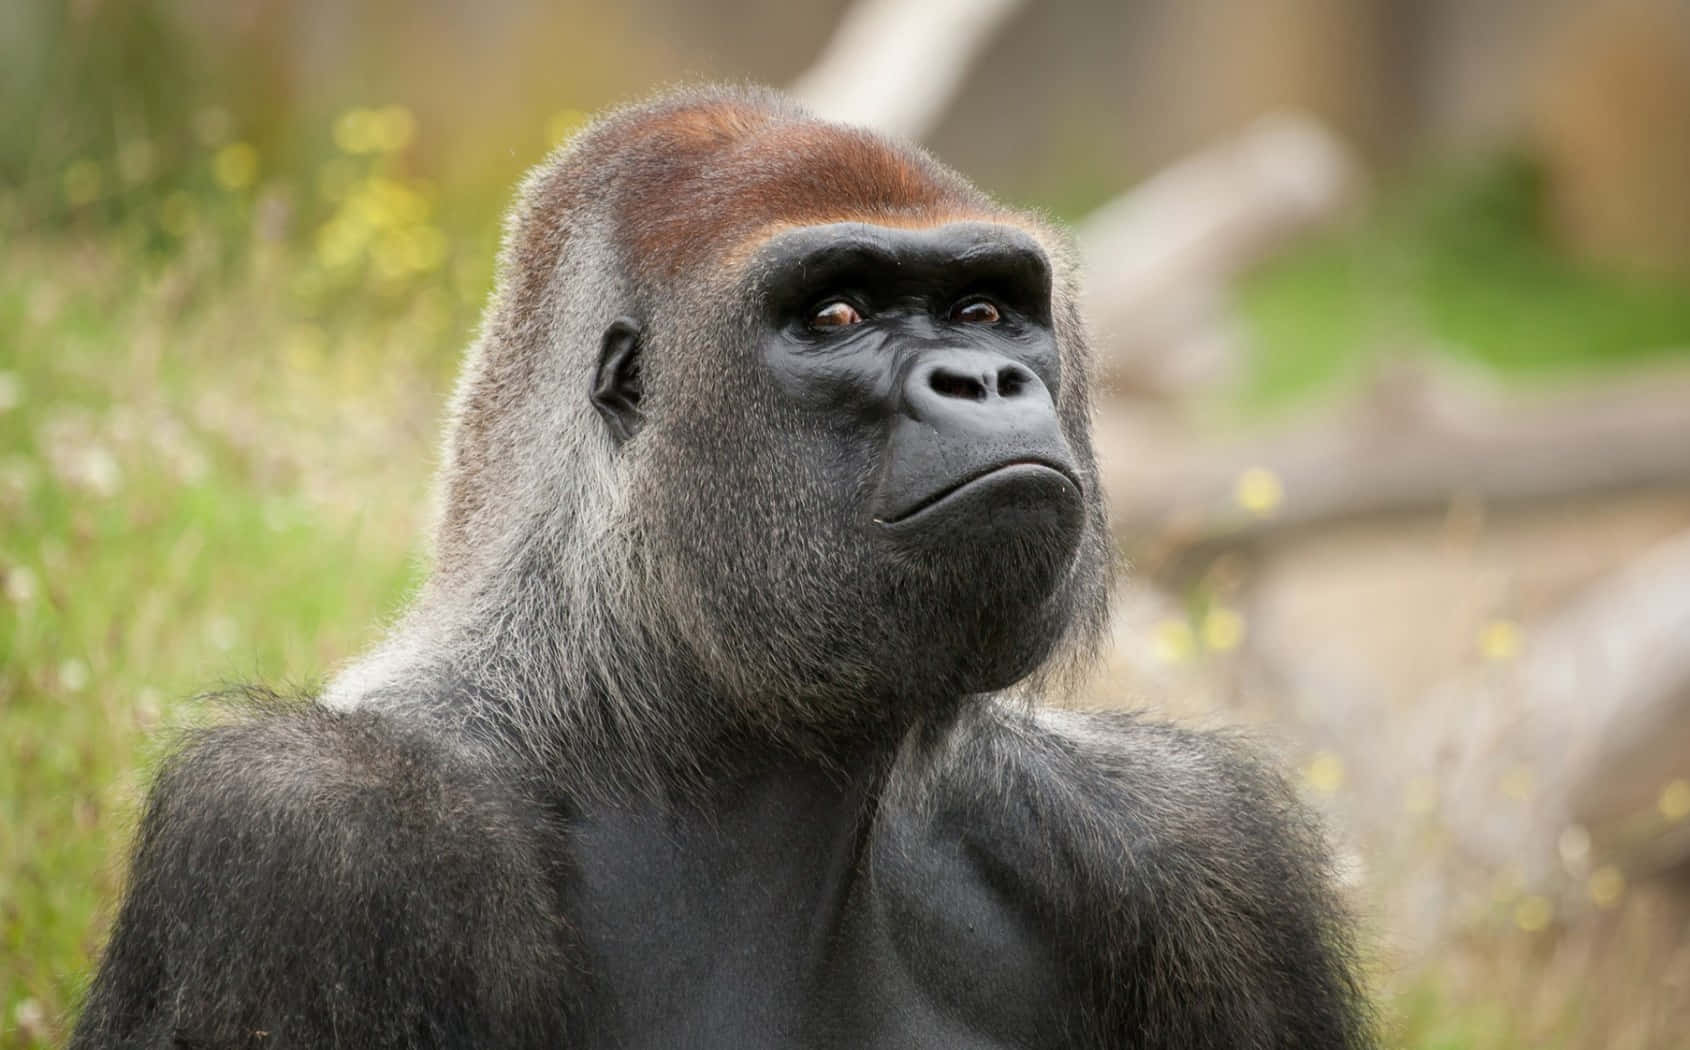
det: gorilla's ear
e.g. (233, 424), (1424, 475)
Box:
(591, 318), (644, 445)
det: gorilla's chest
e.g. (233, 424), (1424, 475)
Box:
(565, 781), (1075, 1049)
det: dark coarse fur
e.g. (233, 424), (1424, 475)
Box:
(72, 86), (1374, 1049)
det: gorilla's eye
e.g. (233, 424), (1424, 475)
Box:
(810, 300), (864, 329)
(951, 299), (1001, 324)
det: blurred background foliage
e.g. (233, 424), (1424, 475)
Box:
(4, 0), (1690, 1047)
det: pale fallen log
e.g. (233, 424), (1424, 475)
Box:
(1100, 362), (1690, 561)
(1078, 112), (1355, 398)
(1430, 526), (1690, 885)
(788, 0), (1027, 141)
(1232, 522), (1690, 954)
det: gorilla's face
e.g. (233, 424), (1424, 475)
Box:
(610, 222), (1095, 715)
(760, 223), (1083, 548)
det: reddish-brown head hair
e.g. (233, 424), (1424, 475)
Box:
(511, 86), (1010, 290)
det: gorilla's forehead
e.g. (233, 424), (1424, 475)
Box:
(587, 95), (1028, 278)
(754, 220), (1047, 266)
(738, 220), (1053, 293)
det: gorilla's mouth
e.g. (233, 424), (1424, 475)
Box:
(875, 460), (1082, 528)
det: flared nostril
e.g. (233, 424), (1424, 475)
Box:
(928, 368), (989, 401)
(997, 366), (1029, 398)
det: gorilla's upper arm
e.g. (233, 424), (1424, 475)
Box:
(71, 705), (574, 1050)
(930, 706), (1373, 1050)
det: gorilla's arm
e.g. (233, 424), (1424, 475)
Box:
(940, 706), (1374, 1050)
(70, 704), (574, 1050)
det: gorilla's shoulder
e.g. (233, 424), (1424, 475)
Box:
(912, 702), (1299, 837)
(946, 703), (1351, 909)
(74, 699), (575, 1049)
(149, 700), (551, 850)
(892, 703), (1370, 1047)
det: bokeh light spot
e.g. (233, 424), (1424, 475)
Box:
(1513, 894), (1553, 933)
(0, 371), (21, 413)
(1201, 606), (1246, 651)
(1150, 617), (1196, 665)
(213, 143), (259, 190)
(1659, 778), (1690, 822)
(335, 108), (379, 154)
(58, 658), (91, 693)
(1303, 751), (1344, 795)
(4, 565), (38, 605)
(1234, 467), (1283, 517)
(1500, 764), (1534, 802)
(1587, 865), (1625, 908)
(1479, 619), (1522, 662)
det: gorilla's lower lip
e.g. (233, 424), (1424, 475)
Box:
(875, 461), (1082, 526)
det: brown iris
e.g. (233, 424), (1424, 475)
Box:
(810, 300), (863, 328)
(951, 299), (1001, 324)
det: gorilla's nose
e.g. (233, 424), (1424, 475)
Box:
(872, 348), (1082, 531)
(905, 350), (1044, 420)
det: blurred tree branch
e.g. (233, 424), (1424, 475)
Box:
(1430, 525), (1690, 883)
(788, 0), (1027, 141)
(1237, 518), (1690, 951)
(1100, 361), (1690, 573)
(1078, 112), (1355, 398)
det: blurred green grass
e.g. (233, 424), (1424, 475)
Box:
(1240, 155), (1690, 413)
(3, 124), (1690, 1047)
(0, 224), (455, 1046)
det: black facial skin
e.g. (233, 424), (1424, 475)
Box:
(598, 222), (1084, 545)
(757, 222), (1085, 559)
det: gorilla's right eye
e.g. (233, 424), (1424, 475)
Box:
(810, 300), (864, 329)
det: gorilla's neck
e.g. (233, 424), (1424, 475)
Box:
(382, 571), (939, 801)
(334, 529), (985, 804)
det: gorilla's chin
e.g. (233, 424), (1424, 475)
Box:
(880, 515), (1087, 699)
(941, 582), (1077, 695)
(879, 462), (1088, 621)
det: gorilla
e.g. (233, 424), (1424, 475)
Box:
(73, 87), (1372, 1049)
